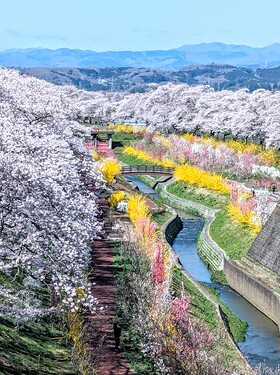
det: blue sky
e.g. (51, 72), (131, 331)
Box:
(1, 0), (280, 51)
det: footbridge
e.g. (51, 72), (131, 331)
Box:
(121, 165), (174, 175)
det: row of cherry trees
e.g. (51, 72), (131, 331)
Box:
(0, 68), (104, 320)
(75, 83), (280, 149)
(2, 67), (278, 319)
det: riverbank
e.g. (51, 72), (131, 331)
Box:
(111, 139), (280, 370)
(153, 177), (280, 332)
(129, 173), (280, 367)
(111, 176), (253, 373)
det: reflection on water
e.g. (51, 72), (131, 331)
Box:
(173, 218), (280, 369)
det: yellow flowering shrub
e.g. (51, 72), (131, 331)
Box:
(227, 203), (261, 234)
(123, 146), (176, 168)
(174, 164), (230, 194)
(259, 148), (280, 165)
(115, 124), (134, 133)
(99, 158), (121, 184)
(92, 151), (99, 161)
(108, 191), (126, 208)
(182, 133), (196, 143)
(127, 194), (149, 223)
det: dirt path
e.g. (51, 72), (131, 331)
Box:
(86, 198), (134, 375)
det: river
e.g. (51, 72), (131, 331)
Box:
(127, 176), (280, 369)
(173, 217), (280, 369)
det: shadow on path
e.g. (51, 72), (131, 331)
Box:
(85, 198), (134, 374)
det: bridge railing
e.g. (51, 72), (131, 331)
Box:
(121, 165), (174, 175)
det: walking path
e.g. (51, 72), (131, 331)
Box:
(86, 198), (134, 375)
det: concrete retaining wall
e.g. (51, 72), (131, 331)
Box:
(156, 182), (207, 217)
(159, 179), (280, 332)
(197, 232), (224, 270)
(248, 204), (280, 276)
(164, 215), (183, 246)
(224, 258), (280, 330)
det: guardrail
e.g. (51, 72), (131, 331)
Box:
(121, 165), (174, 175)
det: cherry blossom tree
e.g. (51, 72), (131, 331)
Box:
(0, 68), (104, 320)
(85, 82), (280, 149)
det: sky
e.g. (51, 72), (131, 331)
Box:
(1, 0), (280, 52)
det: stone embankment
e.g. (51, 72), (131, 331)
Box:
(156, 178), (280, 332)
(248, 203), (280, 276)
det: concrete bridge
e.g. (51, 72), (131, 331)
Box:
(121, 165), (174, 175)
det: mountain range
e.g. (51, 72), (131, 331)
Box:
(2, 43), (280, 70)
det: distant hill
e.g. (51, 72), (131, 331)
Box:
(2, 43), (280, 70)
(19, 65), (280, 92)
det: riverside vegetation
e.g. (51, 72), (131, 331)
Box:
(106, 128), (279, 374)
(106, 129), (258, 373)
(1, 66), (279, 374)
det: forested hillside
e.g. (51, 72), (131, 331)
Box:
(3, 43), (280, 69)
(19, 64), (280, 92)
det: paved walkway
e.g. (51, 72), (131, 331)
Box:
(86, 198), (134, 375)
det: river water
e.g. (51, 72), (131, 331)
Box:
(126, 175), (159, 198)
(126, 176), (280, 369)
(173, 217), (280, 369)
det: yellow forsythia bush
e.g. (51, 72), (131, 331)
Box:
(259, 148), (280, 165)
(227, 203), (261, 234)
(226, 140), (260, 154)
(108, 191), (126, 208)
(123, 146), (176, 168)
(127, 195), (149, 223)
(115, 124), (134, 133)
(92, 151), (99, 161)
(174, 164), (230, 194)
(99, 158), (121, 184)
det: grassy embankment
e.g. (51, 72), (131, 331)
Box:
(210, 209), (256, 259)
(111, 137), (247, 374)
(116, 144), (256, 258)
(165, 181), (255, 258)
(113, 245), (246, 374)
(113, 245), (158, 374)
(0, 272), (74, 375)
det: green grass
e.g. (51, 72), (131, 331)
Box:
(172, 266), (219, 330)
(202, 284), (248, 343)
(118, 153), (153, 166)
(0, 269), (76, 375)
(0, 316), (74, 375)
(133, 175), (164, 186)
(167, 181), (229, 209)
(210, 209), (256, 259)
(113, 246), (159, 374)
(211, 270), (228, 285)
(113, 224), (246, 373)
(112, 132), (141, 144)
(151, 210), (173, 227)
(120, 331), (158, 375)
(173, 267), (248, 343)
